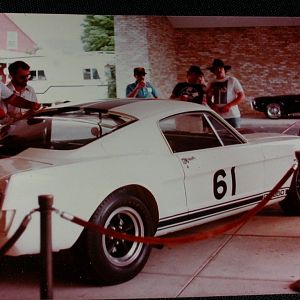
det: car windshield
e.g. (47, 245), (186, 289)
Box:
(0, 109), (136, 156)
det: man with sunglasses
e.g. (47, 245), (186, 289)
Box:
(6, 60), (39, 119)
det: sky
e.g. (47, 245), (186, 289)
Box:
(7, 13), (86, 54)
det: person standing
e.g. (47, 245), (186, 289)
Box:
(205, 59), (245, 128)
(6, 60), (38, 119)
(126, 67), (158, 98)
(170, 65), (206, 104)
(0, 81), (41, 124)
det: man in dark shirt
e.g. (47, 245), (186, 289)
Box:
(170, 65), (206, 104)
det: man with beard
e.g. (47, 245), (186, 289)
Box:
(170, 65), (206, 104)
(6, 60), (39, 119)
(206, 58), (245, 129)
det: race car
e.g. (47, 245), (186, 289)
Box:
(0, 99), (300, 284)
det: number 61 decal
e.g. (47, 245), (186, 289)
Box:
(213, 167), (236, 200)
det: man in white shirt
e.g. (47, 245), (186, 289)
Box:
(6, 60), (38, 119)
(0, 82), (40, 124)
(206, 59), (245, 128)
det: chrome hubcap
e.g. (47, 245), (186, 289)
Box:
(102, 206), (144, 267)
(267, 103), (281, 118)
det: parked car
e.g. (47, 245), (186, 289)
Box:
(252, 94), (300, 119)
(1, 99), (300, 284)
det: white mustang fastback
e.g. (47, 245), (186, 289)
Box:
(0, 99), (299, 284)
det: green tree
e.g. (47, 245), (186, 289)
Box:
(81, 15), (116, 97)
(81, 15), (114, 51)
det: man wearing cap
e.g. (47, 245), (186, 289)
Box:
(206, 58), (245, 128)
(170, 65), (206, 104)
(126, 67), (158, 98)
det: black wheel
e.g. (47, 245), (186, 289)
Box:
(265, 103), (282, 119)
(85, 191), (156, 284)
(280, 169), (300, 215)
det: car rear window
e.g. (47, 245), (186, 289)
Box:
(0, 110), (136, 155)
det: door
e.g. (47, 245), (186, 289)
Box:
(160, 111), (265, 222)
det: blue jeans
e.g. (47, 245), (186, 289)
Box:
(225, 117), (241, 129)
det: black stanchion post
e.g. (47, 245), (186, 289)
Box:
(290, 151), (300, 293)
(38, 195), (54, 300)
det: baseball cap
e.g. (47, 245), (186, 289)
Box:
(134, 67), (147, 75)
(187, 65), (204, 76)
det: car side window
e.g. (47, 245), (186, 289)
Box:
(206, 115), (242, 146)
(159, 112), (222, 153)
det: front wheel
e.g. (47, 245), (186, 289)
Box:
(280, 169), (300, 215)
(265, 103), (282, 119)
(85, 191), (156, 284)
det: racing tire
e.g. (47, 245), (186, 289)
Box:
(84, 191), (156, 284)
(280, 169), (300, 215)
(265, 103), (282, 119)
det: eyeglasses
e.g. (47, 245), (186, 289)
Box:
(17, 74), (31, 80)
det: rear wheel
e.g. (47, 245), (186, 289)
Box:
(280, 169), (300, 215)
(265, 103), (282, 119)
(84, 191), (156, 284)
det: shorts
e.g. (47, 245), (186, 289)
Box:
(225, 117), (241, 129)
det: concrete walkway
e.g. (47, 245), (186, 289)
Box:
(1, 204), (300, 299)
(64, 204), (300, 299)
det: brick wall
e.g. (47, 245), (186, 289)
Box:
(175, 26), (300, 114)
(115, 17), (300, 115)
(146, 17), (177, 98)
(115, 16), (150, 98)
(115, 16), (177, 98)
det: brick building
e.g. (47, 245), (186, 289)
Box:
(114, 16), (300, 115)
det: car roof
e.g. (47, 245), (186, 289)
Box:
(79, 99), (209, 119)
(38, 99), (247, 144)
(43, 99), (210, 120)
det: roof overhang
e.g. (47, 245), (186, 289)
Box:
(167, 16), (300, 28)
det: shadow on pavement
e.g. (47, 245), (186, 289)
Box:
(0, 204), (286, 288)
(0, 249), (100, 287)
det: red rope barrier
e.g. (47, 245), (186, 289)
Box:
(0, 209), (38, 256)
(59, 165), (296, 246)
